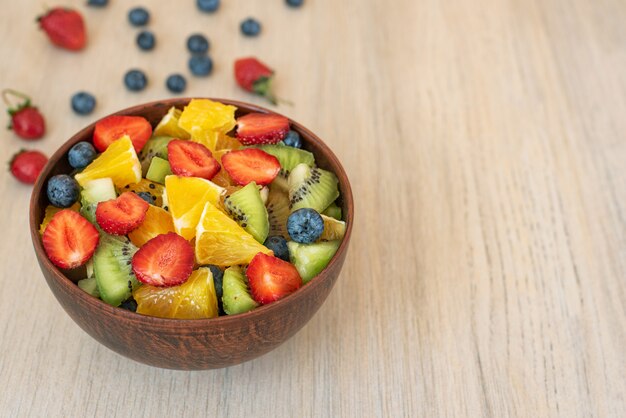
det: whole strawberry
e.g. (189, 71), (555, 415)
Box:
(2, 89), (46, 140)
(234, 57), (279, 105)
(9, 150), (48, 184)
(38, 8), (86, 51)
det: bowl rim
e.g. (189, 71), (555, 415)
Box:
(29, 97), (354, 329)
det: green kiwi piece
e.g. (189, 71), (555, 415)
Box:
(146, 157), (173, 184)
(222, 266), (259, 315)
(77, 276), (100, 298)
(266, 183), (290, 239)
(224, 182), (269, 243)
(79, 178), (117, 226)
(271, 170), (289, 193)
(287, 240), (341, 283)
(322, 202), (342, 220)
(288, 163), (340, 213)
(255, 144), (315, 172)
(93, 235), (141, 307)
(138, 136), (174, 175)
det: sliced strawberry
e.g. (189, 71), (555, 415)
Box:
(167, 140), (220, 180)
(93, 115), (152, 152)
(246, 252), (302, 304)
(131, 233), (194, 287)
(221, 148), (280, 186)
(96, 192), (149, 235)
(235, 113), (289, 145)
(43, 210), (99, 269)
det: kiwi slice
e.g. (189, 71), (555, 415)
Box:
(224, 182), (269, 243)
(77, 277), (100, 298)
(222, 266), (259, 315)
(266, 184), (290, 239)
(288, 163), (340, 213)
(80, 178), (117, 225)
(139, 136), (174, 175)
(287, 240), (341, 283)
(271, 170), (289, 193)
(322, 202), (342, 220)
(255, 144), (315, 172)
(146, 157), (173, 184)
(93, 235), (141, 307)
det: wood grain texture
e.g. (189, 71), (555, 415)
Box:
(0, 0), (624, 416)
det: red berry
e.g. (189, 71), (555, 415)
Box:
(11, 107), (46, 140)
(167, 140), (220, 180)
(93, 115), (152, 152)
(96, 192), (149, 235)
(234, 57), (278, 104)
(246, 252), (302, 304)
(9, 150), (48, 184)
(38, 8), (86, 51)
(131, 233), (195, 287)
(235, 113), (289, 145)
(43, 210), (99, 269)
(221, 148), (281, 186)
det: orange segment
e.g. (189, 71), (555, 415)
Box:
(178, 99), (237, 152)
(128, 205), (176, 247)
(75, 135), (141, 188)
(122, 178), (164, 206)
(133, 267), (218, 319)
(195, 202), (273, 266)
(165, 175), (225, 240)
(39, 203), (80, 235)
(153, 107), (190, 139)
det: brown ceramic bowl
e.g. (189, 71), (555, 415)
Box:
(29, 98), (353, 370)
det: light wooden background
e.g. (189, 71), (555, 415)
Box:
(1, 0), (625, 416)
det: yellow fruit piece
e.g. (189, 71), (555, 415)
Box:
(215, 134), (242, 151)
(165, 175), (226, 240)
(39, 203), (80, 235)
(133, 267), (218, 319)
(128, 205), (176, 247)
(122, 178), (164, 206)
(153, 107), (190, 139)
(179, 99), (237, 152)
(195, 202), (273, 266)
(190, 132), (242, 153)
(75, 136), (141, 188)
(319, 214), (347, 241)
(211, 167), (237, 189)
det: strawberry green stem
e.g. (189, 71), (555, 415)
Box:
(2, 89), (31, 112)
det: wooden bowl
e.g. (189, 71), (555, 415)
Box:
(29, 98), (353, 370)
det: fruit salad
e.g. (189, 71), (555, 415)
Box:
(39, 99), (346, 320)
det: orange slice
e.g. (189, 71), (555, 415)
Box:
(75, 136), (141, 188)
(128, 205), (176, 247)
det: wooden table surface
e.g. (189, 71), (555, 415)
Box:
(1, 0), (625, 416)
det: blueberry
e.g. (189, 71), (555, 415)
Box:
(188, 55), (213, 76)
(206, 265), (224, 298)
(120, 297), (138, 312)
(286, 0), (304, 7)
(240, 18), (261, 37)
(197, 0), (219, 13)
(136, 30), (155, 51)
(128, 7), (150, 26)
(283, 130), (302, 148)
(264, 236), (290, 261)
(287, 208), (324, 243)
(187, 34), (209, 54)
(124, 69), (148, 91)
(87, 0), (108, 7)
(136, 192), (153, 204)
(166, 74), (187, 93)
(47, 175), (80, 208)
(68, 141), (97, 169)
(70, 92), (96, 115)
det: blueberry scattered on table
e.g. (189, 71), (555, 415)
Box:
(197, 0), (220, 13)
(136, 30), (155, 51)
(87, 0), (108, 7)
(124, 69), (148, 91)
(240, 18), (261, 37)
(68, 141), (97, 169)
(188, 55), (213, 76)
(287, 208), (324, 243)
(187, 34), (209, 54)
(283, 130), (302, 148)
(71, 92), (96, 115)
(264, 236), (290, 261)
(166, 74), (187, 93)
(286, 0), (304, 7)
(47, 174), (80, 208)
(128, 7), (150, 26)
